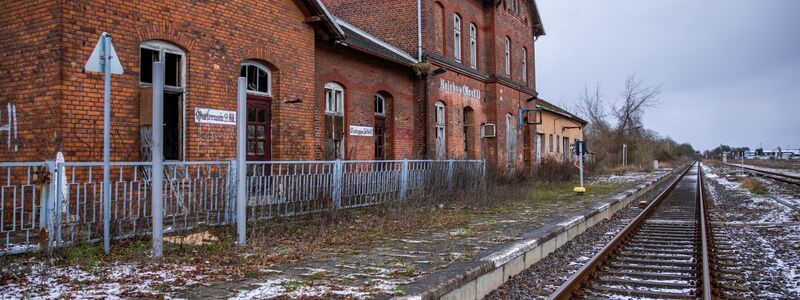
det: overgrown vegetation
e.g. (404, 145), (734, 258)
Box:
(577, 75), (696, 172)
(740, 177), (767, 194)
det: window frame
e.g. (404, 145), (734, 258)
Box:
(521, 47), (527, 82)
(504, 37), (511, 76)
(374, 94), (385, 116)
(453, 14), (462, 62)
(324, 82), (345, 116)
(240, 61), (272, 97)
(469, 23), (477, 69)
(140, 40), (186, 93)
(435, 101), (447, 159)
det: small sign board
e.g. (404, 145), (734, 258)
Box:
(85, 33), (124, 74)
(349, 125), (374, 137)
(195, 108), (236, 125)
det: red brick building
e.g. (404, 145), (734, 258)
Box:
(0, 0), (584, 173)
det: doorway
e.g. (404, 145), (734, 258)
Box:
(247, 97), (272, 161)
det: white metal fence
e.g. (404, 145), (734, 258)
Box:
(0, 159), (485, 255)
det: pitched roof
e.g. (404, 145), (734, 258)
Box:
(293, 0), (346, 40)
(535, 98), (588, 125)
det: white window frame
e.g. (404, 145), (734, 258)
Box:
(521, 47), (527, 82)
(469, 23), (477, 68)
(240, 61), (272, 97)
(324, 82), (344, 116)
(435, 101), (446, 159)
(374, 94), (385, 116)
(140, 40), (186, 92)
(453, 14), (462, 62)
(504, 37), (511, 76)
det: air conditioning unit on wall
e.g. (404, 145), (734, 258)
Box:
(481, 123), (497, 138)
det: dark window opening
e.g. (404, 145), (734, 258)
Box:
(163, 93), (181, 160)
(139, 48), (158, 84)
(165, 52), (181, 87)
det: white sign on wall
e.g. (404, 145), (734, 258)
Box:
(349, 125), (374, 137)
(439, 78), (481, 100)
(195, 108), (236, 125)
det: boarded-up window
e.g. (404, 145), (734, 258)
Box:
(434, 2), (445, 55)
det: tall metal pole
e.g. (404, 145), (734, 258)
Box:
(151, 62), (165, 258)
(102, 33), (112, 255)
(236, 77), (247, 245)
(579, 142), (584, 188)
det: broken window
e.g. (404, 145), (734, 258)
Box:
(139, 41), (185, 161)
(241, 61), (271, 96)
(374, 94), (387, 160)
(325, 82), (345, 160)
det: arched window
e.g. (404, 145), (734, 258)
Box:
(240, 61), (271, 96)
(140, 40), (185, 161)
(324, 82), (345, 159)
(469, 23), (477, 68)
(504, 37), (511, 76)
(453, 14), (462, 62)
(435, 101), (446, 159)
(241, 61), (273, 160)
(521, 47), (527, 82)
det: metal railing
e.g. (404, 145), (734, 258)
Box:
(0, 159), (485, 255)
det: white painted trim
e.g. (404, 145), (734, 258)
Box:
(240, 60), (272, 97)
(335, 18), (419, 64)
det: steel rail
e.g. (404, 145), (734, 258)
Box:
(699, 163), (713, 299)
(723, 162), (800, 185)
(547, 162), (697, 300)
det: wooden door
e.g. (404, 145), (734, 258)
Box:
(246, 96), (271, 161)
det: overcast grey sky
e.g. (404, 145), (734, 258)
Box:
(535, 0), (800, 151)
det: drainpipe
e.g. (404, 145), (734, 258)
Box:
(417, 0), (422, 61)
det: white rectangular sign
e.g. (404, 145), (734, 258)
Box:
(349, 125), (374, 137)
(195, 108), (236, 125)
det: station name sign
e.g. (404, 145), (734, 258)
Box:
(195, 108), (236, 125)
(349, 125), (374, 137)
(439, 79), (481, 100)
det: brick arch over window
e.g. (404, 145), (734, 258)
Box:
(135, 25), (198, 54)
(433, 2), (446, 55)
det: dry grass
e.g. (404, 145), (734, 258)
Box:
(740, 177), (767, 194)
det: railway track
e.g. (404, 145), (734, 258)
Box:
(723, 163), (800, 186)
(549, 162), (713, 299)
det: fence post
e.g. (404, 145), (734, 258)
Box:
(151, 61), (165, 258)
(399, 159), (409, 199)
(39, 161), (56, 253)
(226, 159), (237, 225)
(447, 160), (454, 188)
(332, 159), (343, 209)
(236, 77), (247, 246)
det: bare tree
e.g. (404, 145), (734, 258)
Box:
(577, 82), (608, 134)
(613, 75), (662, 134)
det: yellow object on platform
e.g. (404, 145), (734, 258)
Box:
(573, 186), (586, 194)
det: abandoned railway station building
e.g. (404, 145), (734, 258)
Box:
(1, 0), (584, 173)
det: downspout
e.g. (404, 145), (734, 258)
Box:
(417, 0), (422, 60)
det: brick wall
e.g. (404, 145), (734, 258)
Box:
(0, 1), (63, 162)
(322, 0), (419, 57)
(8, 0), (321, 162)
(315, 42), (417, 160)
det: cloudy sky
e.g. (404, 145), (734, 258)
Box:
(535, 0), (800, 151)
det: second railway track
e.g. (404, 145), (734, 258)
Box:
(549, 162), (713, 299)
